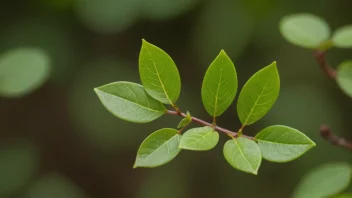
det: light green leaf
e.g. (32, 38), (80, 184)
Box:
(237, 62), (280, 125)
(332, 25), (352, 48)
(134, 128), (181, 168)
(279, 14), (330, 48)
(255, 125), (315, 162)
(94, 81), (166, 123)
(179, 126), (219, 151)
(337, 61), (352, 97)
(201, 50), (237, 117)
(0, 48), (50, 98)
(139, 39), (181, 104)
(177, 111), (191, 129)
(293, 162), (352, 198)
(223, 137), (261, 175)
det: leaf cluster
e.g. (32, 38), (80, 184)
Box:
(95, 40), (315, 175)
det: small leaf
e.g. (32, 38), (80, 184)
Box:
(255, 125), (315, 162)
(134, 128), (181, 168)
(179, 126), (219, 151)
(94, 81), (166, 123)
(293, 162), (352, 198)
(337, 61), (352, 97)
(223, 137), (261, 175)
(332, 25), (352, 48)
(237, 62), (280, 125)
(279, 14), (330, 48)
(0, 48), (50, 98)
(201, 50), (238, 117)
(177, 111), (191, 129)
(139, 39), (181, 104)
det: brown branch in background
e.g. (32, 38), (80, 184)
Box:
(313, 51), (337, 80)
(166, 110), (254, 139)
(320, 125), (352, 151)
(313, 51), (352, 151)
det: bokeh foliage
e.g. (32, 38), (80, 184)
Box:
(0, 0), (352, 197)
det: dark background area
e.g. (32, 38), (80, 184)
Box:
(0, 0), (352, 197)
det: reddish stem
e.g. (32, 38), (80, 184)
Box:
(313, 51), (337, 80)
(320, 125), (352, 151)
(166, 110), (253, 139)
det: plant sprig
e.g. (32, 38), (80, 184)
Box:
(94, 39), (315, 175)
(280, 13), (352, 152)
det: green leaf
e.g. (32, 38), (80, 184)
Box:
(179, 126), (219, 151)
(332, 25), (352, 48)
(293, 162), (352, 198)
(139, 39), (181, 104)
(201, 50), (238, 117)
(237, 62), (280, 125)
(0, 48), (50, 98)
(223, 137), (261, 175)
(94, 81), (166, 123)
(337, 61), (352, 97)
(134, 128), (181, 168)
(255, 125), (315, 162)
(177, 111), (191, 129)
(279, 14), (330, 48)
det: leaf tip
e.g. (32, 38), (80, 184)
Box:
(219, 49), (227, 55)
(133, 163), (138, 169)
(141, 39), (150, 47)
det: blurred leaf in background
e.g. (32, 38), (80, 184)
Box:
(75, 0), (140, 34)
(22, 173), (88, 198)
(0, 141), (39, 197)
(136, 164), (189, 198)
(0, 18), (78, 83)
(193, 0), (254, 65)
(141, 0), (199, 21)
(293, 162), (352, 198)
(0, 48), (50, 98)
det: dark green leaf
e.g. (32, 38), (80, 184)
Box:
(179, 126), (219, 151)
(139, 39), (181, 104)
(0, 48), (50, 98)
(201, 50), (237, 117)
(223, 137), (261, 175)
(337, 61), (352, 97)
(255, 125), (315, 162)
(134, 128), (181, 168)
(332, 25), (352, 48)
(94, 81), (166, 123)
(237, 62), (280, 125)
(293, 162), (352, 198)
(279, 14), (330, 48)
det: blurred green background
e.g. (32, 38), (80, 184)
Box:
(0, 0), (352, 197)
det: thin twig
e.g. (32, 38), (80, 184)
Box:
(313, 51), (337, 80)
(320, 125), (352, 151)
(166, 110), (254, 139)
(313, 51), (352, 152)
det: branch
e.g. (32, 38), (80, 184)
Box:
(313, 51), (337, 80)
(166, 110), (253, 139)
(320, 125), (352, 151)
